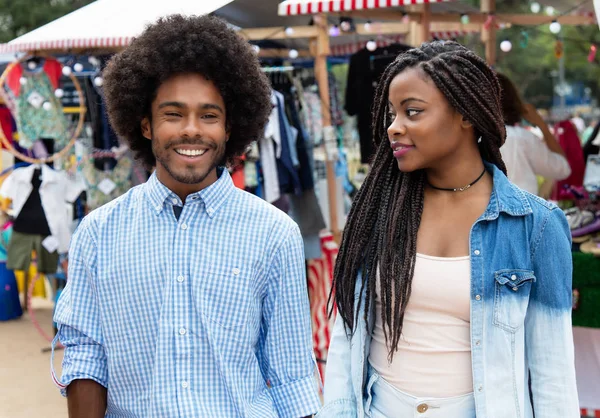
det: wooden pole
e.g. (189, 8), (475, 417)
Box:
(312, 14), (341, 244)
(481, 0), (497, 65)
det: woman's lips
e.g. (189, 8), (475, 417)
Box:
(391, 143), (415, 158)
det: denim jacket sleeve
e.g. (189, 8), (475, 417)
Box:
(316, 314), (358, 417)
(525, 207), (579, 417)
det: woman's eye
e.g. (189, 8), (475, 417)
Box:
(406, 109), (421, 117)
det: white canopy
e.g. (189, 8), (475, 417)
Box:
(0, 0), (234, 53)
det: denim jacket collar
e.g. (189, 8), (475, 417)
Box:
(482, 161), (533, 221)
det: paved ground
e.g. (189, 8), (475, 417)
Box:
(0, 300), (67, 418)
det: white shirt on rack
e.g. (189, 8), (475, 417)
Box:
(500, 125), (571, 195)
(0, 164), (84, 253)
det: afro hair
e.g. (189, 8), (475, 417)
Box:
(102, 14), (272, 169)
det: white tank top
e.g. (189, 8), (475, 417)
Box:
(368, 253), (473, 397)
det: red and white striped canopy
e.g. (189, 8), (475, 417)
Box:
(0, 0), (234, 54)
(278, 0), (453, 16)
(329, 30), (475, 55)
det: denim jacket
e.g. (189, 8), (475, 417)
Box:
(318, 163), (579, 418)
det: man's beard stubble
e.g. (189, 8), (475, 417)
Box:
(152, 136), (226, 185)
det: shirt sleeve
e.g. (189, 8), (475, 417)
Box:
(524, 129), (572, 180)
(53, 217), (108, 396)
(525, 208), (579, 417)
(258, 223), (322, 418)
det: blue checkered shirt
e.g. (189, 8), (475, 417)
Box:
(53, 169), (321, 417)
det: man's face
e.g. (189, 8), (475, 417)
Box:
(141, 73), (228, 194)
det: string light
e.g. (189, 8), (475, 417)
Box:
(530, 2), (541, 13)
(329, 25), (340, 37)
(364, 20), (372, 32)
(366, 40), (377, 52)
(545, 6), (555, 16)
(42, 102), (52, 111)
(252, 45), (260, 54)
(284, 27), (294, 36)
(54, 88), (64, 98)
(288, 49), (299, 59)
(500, 40), (512, 52)
(340, 20), (351, 32)
(27, 61), (37, 70)
(460, 14), (470, 25)
(62, 66), (72, 76)
(549, 20), (561, 34)
(73, 63), (84, 73)
(93, 76), (104, 87)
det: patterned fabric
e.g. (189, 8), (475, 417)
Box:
(53, 169), (321, 417)
(81, 157), (132, 210)
(302, 90), (323, 145)
(13, 70), (69, 150)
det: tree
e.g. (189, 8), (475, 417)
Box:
(0, 0), (94, 43)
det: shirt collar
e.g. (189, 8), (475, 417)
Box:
(482, 161), (533, 220)
(145, 167), (234, 218)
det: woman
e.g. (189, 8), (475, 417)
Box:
(497, 73), (571, 196)
(319, 41), (578, 418)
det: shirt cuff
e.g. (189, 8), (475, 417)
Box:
(270, 375), (322, 418)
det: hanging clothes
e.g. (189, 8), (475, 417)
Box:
(6, 58), (69, 150)
(345, 44), (411, 163)
(0, 105), (16, 149)
(81, 157), (133, 211)
(551, 120), (586, 200)
(260, 94), (282, 203)
(274, 91), (302, 195)
(0, 165), (85, 255)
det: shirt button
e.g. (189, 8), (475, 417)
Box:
(512, 286), (518, 291)
(478, 385), (483, 392)
(232, 268), (240, 275)
(474, 249), (481, 256)
(181, 381), (189, 389)
(155, 206), (161, 211)
(172, 198), (178, 204)
(179, 328), (187, 335)
(511, 274), (517, 281)
(417, 403), (428, 413)
(177, 275), (184, 283)
(475, 294), (481, 301)
(180, 223), (188, 230)
(475, 340), (481, 346)
(207, 208), (214, 215)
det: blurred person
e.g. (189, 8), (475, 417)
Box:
(551, 119), (585, 201)
(318, 41), (578, 418)
(51, 15), (321, 418)
(571, 112), (586, 134)
(497, 73), (571, 195)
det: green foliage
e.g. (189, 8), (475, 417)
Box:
(495, 22), (600, 109)
(0, 0), (94, 43)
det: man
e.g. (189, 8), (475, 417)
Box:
(52, 15), (321, 418)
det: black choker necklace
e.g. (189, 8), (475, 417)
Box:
(427, 168), (487, 192)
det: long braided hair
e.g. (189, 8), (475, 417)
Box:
(332, 41), (507, 359)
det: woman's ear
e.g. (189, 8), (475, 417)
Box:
(461, 116), (474, 130)
(141, 118), (151, 140)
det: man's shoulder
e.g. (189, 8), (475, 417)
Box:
(82, 184), (146, 229)
(230, 188), (297, 232)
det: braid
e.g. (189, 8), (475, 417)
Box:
(332, 41), (507, 359)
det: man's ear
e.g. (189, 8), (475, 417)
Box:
(141, 117), (152, 140)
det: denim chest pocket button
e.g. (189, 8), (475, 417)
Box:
(493, 269), (536, 333)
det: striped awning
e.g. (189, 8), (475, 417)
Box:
(278, 0), (453, 16)
(329, 30), (475, 55)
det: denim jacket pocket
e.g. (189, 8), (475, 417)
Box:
(493, 269), (536, 333)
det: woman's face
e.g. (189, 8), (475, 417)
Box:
(387, 67), (473, 173)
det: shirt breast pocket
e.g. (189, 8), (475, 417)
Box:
(493, 269), (536, 333)
(193, 265), (253, 332)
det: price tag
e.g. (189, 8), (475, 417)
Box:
(42, 236), (59, 253)
(97, 178), (117, 195)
